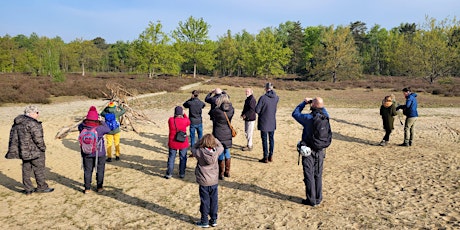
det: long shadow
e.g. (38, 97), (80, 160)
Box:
(330, 117), (379, 131)
(138, 132), (169, 150)
(45, 170), (195, 225)
(121, 138), (167, 156)
(332, 132), (372, 145)
(0, 170), (25, 193)
(231, 151), (259, 162)
(58, 133), (301, 204)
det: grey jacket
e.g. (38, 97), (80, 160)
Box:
(192, 139), (224, 186)
(6, 115), (46, 160)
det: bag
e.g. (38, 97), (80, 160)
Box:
(297, 141), (312, 157)
(78, 127), (100, 155)
(175, 130), (187, 142)
(307, 111), (332, 151)
(104, 113), (120, 131)
(231, 126), (237, 137)
(223, 111), (237, 137)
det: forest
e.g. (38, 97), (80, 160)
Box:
(0, 16), (459, 84)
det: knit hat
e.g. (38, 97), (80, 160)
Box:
(108, 101), (116, 107)
(174, 106), (183, 116)
(86, 106), (99, 120)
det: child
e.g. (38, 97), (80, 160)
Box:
(78, 106), (111, 193)
(379, 96), (397, 146)
(191, 134), (224, 228)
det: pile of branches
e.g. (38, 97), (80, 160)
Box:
(55, 82), (155, 139)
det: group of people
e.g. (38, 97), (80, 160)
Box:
(4, 84), (419, 228)
(379, 87), (419, 147)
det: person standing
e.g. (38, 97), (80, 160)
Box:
(205, 88), (227, 121)
(396, 87), (418, 146)
(292, 97), (330, 207)
(255, 82), (279, 163)
(210, 94), (234, 179)
(5, 105), (54, 195)
(78, 106), (111, 194)
(191, 134), (224, 228)
(165, 106), (190, 179)
(241, 88), (256, 151)
(183, 90), (206, 147)
(100, 101), (126, 162)
(379, 95), (397, 146)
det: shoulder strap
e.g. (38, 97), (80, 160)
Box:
(223, 111), (232, 128)
(173, 117), (178, 132)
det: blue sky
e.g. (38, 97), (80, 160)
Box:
(1, 0), (458, 43)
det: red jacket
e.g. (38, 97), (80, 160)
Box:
(168, 114), (190, 149)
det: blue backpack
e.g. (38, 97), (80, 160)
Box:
(104, 113), (120, 131)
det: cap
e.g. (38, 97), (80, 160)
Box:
(174, 106), (183, 116)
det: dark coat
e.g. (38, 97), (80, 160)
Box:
(210, 103), (234, 149)
(380, 103), (397, 130)
(255, 90), (279, 132)
(241, 94), (256, 121)
(183, 97), (206, 125)
(6, 115), (46, 160)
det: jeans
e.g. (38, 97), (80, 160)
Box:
(404, 117), (417, 144)
(190, 123), (203, 147)
(244, 120), (255, 147)
(218, 148), (231, 161)
(166, 148), (188, 177)
(260, 131), (275, 158)
(199, 184), (218, 224)
(302, 149), (324, 206)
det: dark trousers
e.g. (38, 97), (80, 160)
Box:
(22, 153), (49, 192)
(383, 129), (392, 141)
(302, 149), (324, 206)
(199, 184), (218, 224)
(83, 155), (106, 190)
(260, 131), (275, 158)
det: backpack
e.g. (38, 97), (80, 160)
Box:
(78, 126), (101, 155)
(307, 110), (332, 151)
(104, 113), (120, 131)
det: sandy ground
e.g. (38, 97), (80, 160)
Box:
(0, 85), (459, 229)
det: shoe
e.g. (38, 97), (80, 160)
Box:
(164, 175), (172, 179)
(268, 156), (273, 162)
(84, 189), (91, 194)
(258, 158), (268, 163)
(409, 141), (413, 146)
(399, 143), (409, 147)
(179, 174), (185, 179)
(379, 140), (386, 146)
(97, 188), (104, 193)
(241, 146), (252, 151)
(24, 190), (34, 195)
(301, 199), (318, 207)
(35, 188), (54, 193)
(210, 219), (217, 227)
(106, 158), (112, 162)
(116, 156), (120, 161)
(196, 221), (209, 228)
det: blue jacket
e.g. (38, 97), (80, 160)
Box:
(399, 93), (418, 118)
(292, 101), (329, 142)
(255, 90), (279, 132)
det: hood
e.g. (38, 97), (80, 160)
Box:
(14, 115), (37, 125)
(266, 90), (277, 98)
(220, 102), (233, 112)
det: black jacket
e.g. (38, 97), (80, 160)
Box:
(210, 102), (234, 149)
(241, 94), (257, 121)
(183, 97), (206, 125)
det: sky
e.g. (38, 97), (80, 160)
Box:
(1, 0), (459, 44)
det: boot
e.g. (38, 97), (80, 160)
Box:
(224, 158), (231, 177)
(218, 160), (225, 180)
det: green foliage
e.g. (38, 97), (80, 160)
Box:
(253, 27), (292, 77)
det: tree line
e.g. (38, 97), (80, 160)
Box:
(0, 16), (459, 83)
